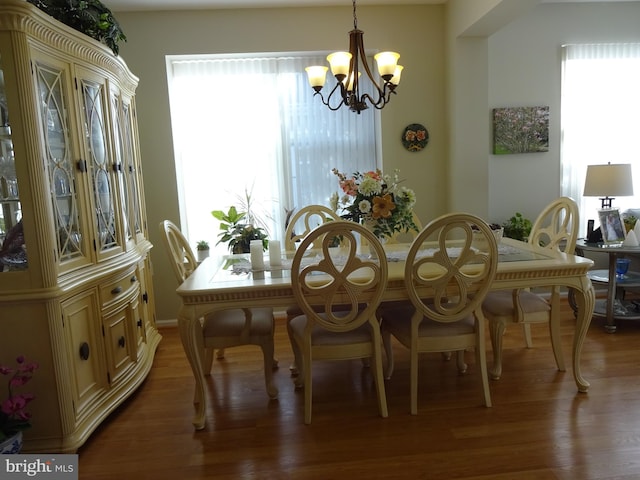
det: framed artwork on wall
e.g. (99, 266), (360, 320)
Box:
(492, 106), (549, 154)
(598, 208), (626, 243)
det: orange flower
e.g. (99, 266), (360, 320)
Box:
(372, 194), (396, 219)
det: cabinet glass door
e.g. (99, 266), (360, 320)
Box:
(79, 77), (120, 257)
(34, 62), (86, 264)
(110, 89), (132, 246)
(123, 101), (144, 240)
(0, 55), (27, 272)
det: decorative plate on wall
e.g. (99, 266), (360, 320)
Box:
(401, 123), (429, 152)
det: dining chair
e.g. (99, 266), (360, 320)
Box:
(481, 196), (579, 380)
(158, 220), (278, 399)
(287, 220), (389, 424)
(380, 213), (499, 414)
(284, 205), (343, 373)
(284, 204), (341, 251)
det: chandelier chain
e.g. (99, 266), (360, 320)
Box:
(352, 0), (358, 30)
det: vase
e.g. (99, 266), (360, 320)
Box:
(362, 220), (386, 259)
(196, 249), (209, 262)
(0, 431), (23, 454)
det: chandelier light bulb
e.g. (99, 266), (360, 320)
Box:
(390, 65), (403, 86)
(305, 66), (329, 91)
(327, 51), (352, 80)
(374, 51), (400, 80)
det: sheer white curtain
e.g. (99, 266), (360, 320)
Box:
(166, 53), (380, 255)
(561, 44), (640, 236)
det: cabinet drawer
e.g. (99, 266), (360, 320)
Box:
(99, 267), (138, 308)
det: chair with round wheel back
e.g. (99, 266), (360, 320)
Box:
(481, 196), (579, 380)
(287, 220), (389, 424)
(380, 213), (499, 414)
(158, 220), (278, 400)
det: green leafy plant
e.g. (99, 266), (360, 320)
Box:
(502, 212), (532, 241)
(623, 214), (637, 233)
(195, 240), (209, 251)
(1, 356), (38, 441)
(27, 0), (127, 55)
(212, 206), (268, 254)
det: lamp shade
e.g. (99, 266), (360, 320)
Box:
(583, 163), (634, 198)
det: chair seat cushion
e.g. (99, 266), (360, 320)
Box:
(289, 312), (373, 345)
(203, 307), (274, 336)
(382, 304), (476, 338)
(482, 290), (550, 317)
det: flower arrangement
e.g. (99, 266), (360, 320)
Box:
(1, 355), (38, 441)
(332, 168), (418, 239)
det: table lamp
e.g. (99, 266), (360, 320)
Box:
(583, 162), (634, 209)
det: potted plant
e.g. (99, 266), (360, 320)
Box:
(0, 355), (38, 454)
(212, 206), (268, 254)
(27, 0), (126, 55)
(195, 240), (210, 262)
(502, 212), (532, 241)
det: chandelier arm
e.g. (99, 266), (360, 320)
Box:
(319, 82), (350, 111)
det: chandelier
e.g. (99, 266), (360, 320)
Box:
(305, 0), (403, 114)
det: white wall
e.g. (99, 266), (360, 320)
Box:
(487, 2), (640, 225)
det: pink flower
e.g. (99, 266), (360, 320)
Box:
(0, 355), (38, 440)
(340, 178), (358, 196)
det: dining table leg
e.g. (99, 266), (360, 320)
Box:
(178, 304), (207, 430)
(571, 275), (595, 393)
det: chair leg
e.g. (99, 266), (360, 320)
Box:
(410, 347), (419, 415)
(488, 317), (507, 380)
(381, 329), (394, 379)
(288, 324), (304, 384)
(215, 348), (225, 359)
(476, 325), (492, 407)
(456, 350), (467, 374)
(522, 324), (534, 348)
(371, 332), (388, 418)
(303, 351), (313, 425)
(204, 348), (214, 375)
(260, 338), (279, 399)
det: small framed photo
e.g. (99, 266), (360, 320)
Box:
(599, 208), (626, 243)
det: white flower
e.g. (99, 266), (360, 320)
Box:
(329, 192), (339, 212)
(400, 187), (416, 207)
(358, 199), (372, 213)
(359, 177), (382, 196)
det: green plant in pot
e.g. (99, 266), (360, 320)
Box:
(27, 0), (126, 55)
(502, 212), (532, 241)
(212, 206), (268, 254)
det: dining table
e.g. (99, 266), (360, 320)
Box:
(176, 237), (595, 430)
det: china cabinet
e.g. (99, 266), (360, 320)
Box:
(0, 0), (160, 453)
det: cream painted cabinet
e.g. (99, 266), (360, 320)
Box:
(0, 1), (160, 453)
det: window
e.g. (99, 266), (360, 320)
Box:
(561, 43), (640, 236)
(166, 53), (381, 254)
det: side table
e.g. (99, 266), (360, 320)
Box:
(574, 239), (640, 332)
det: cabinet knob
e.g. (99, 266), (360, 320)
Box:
(79, 342), (90, 361)
(111, 286), (122, 295)
(130, 275), (137, 283)
(118, 336), (126, 348)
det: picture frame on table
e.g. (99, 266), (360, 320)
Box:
(598, 208), (626, 244)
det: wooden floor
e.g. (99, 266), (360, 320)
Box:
(78, 299), (640, 479)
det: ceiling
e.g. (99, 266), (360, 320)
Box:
(104, 0), (636, 13)
(105, 0), (444, 12)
